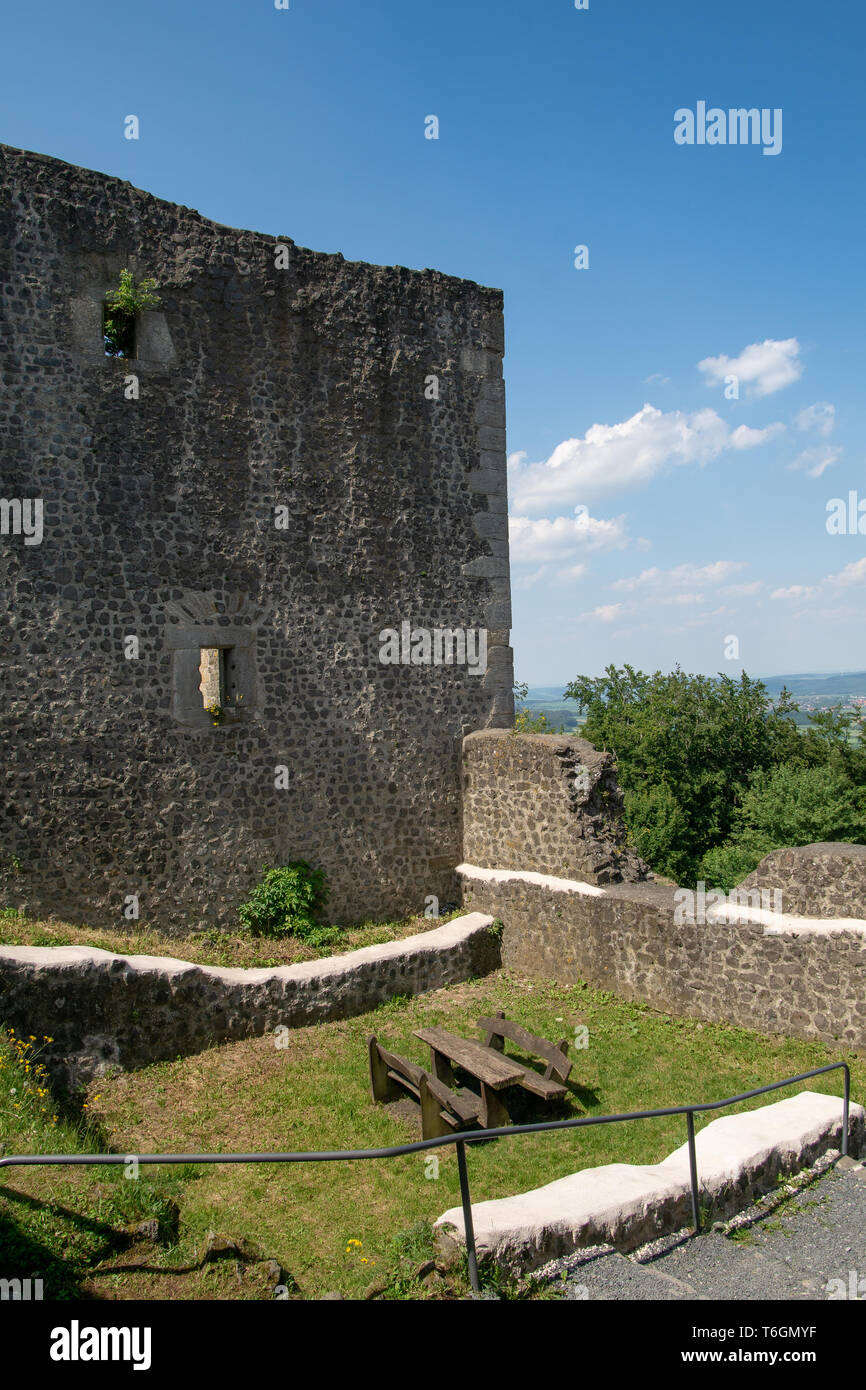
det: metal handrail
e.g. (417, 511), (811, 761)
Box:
(0, 1060), (851, 1295)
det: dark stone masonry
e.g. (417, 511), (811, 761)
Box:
(0, 144), (513, 933)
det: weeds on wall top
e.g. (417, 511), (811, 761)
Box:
(103, 269), (161, 358)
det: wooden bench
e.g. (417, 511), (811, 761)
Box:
(367, 1035), (483, 1139)
(477, 1011), (571, 1102)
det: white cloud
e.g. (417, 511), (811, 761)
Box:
(513, 566), (548, 590)
(767, 557), (866, 606)
(612, 560), (746, 593)
(770, 584), (817, 600)
(508, 510), (629, 563)
(789, 445), (842, 478)
(645, 372), (670, 385)
(556, 562), (588, 582)
(813, 605), (860, 623)
(580, 603), (623, 622)
(698, 338), (803, 398)
(730, 422), (785, 449)
(796, 402), (835, 437)
(668, 606), (730, 633)
(508, 404), (778, 512)
(826, 557), (866, 587)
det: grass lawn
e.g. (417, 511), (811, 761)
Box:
(1, 968), (861, 1301)
(0, 907), (454, 970)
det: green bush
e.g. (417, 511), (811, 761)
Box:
(237, 862), (329, 940)
(623, 782), (693, 884)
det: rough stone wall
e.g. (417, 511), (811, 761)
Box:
(0, 914), (500, 1091)
(0, 143), (513, 933)
(741, 843), (866, 918)
(460, 869), (866, 1050)
(461, 731), (649, 884)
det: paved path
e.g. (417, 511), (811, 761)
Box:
(546, 1159), (866, 1301)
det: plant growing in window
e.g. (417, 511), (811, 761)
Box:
(103, 268), (161, 358)
(205, 693), (244, 727)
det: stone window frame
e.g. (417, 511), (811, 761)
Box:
(70, 290), (177, 367)
(167, 624), (258, 731)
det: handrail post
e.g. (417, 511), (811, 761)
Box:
(686, 1110), (700, 1234)
(843, 1064), (850, 1158)
(455, 1139), (481, 1296)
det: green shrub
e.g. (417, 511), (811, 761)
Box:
(698, 843), (764, 893)
(237, 862), (329, 939)
(623, 781), (693, 884)
(104, 269), (161, 357)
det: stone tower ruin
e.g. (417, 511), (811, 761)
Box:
(0, 144), (513, 932)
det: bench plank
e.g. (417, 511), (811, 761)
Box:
(505, 1060), (567, 1100)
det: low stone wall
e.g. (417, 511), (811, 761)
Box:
(436, 1092), (865, 1274)
(741, 843), (866, 918)
(459, 865), (866, 1049)
(0, 913), (499, 1090)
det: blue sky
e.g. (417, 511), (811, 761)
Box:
(2, 0), (864, 683)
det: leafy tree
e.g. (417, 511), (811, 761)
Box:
(698, 843), (765, 894)
(730, 761), (866, 855)
(104, 269), (161, 357)
(621, 781), (693, 884)
(565, 663), (866, 884)
(698, 760), (866, 891)
(803, 706), (866, 780)
(564, 665), (806, 882)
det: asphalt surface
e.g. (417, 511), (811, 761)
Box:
(541, 1158), (866, 1301)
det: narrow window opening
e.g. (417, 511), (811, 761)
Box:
(199, 646), (224, 714)
(199, 646), (240, 726)
(103, 270), (160, 358)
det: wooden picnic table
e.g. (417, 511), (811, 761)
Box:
(413, 1026), (524, 1129)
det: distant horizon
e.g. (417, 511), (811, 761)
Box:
(523, 668), (866, 692)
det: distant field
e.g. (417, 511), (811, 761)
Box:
(521, 702), (584, 733)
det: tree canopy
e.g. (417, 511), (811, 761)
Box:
(564, 664), (866, 888)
